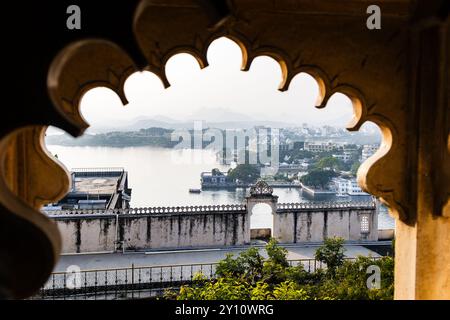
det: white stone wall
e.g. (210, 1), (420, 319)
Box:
(52, 204), (376, 254)
(53, 212), (249, 254)
(273, 208), (378, 243)
(57, 215), (117, 253)
(120, 213), (249, 250)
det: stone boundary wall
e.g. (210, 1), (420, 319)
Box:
(45, 201), (376, 253)
(273, 202), (377, 243)
(47, 204), (248, 253)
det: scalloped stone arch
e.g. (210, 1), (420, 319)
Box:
(0, 0), (448, 300)
(50, 32), (400, 221)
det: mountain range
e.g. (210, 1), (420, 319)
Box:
(87, 110), (300, 133)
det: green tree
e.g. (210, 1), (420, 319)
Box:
(315, 156), (341, 170)
(272, 281), (310, 300)
(167, 238), (394, 300)
(314, 237), (346, 277)
(261, 238), (290, 284)
(313, 256), (394, 300)
(211, 168), (223, 176)
(281, 149), (314, 163)
(216, 247), (264, 284)
(250, 282), (273, 300)
(175, 274), (252, 300)
(351, 161), (360, 176)
(227, 164), (260, 184)
(300, 169), (338, 189)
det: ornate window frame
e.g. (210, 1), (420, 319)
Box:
(0, 0), (448, 299)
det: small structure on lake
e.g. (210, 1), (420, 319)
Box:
(43, 167), (132, 210)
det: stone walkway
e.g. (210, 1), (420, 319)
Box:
(55, 244), (380, 272)
(35, 244), (381, 297)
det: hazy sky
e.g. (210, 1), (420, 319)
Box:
(76, 37), (357, 130)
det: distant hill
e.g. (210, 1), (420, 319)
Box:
(89, 117), (299, 133)
(83, 107), (304, 133)
(45, 128), (177, 148)
(46, 124), (381, 148)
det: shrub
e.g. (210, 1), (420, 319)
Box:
(168, 238), (394, 300)
(314, 237), (346, 277)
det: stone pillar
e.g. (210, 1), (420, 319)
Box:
(394, 19), (450, 300)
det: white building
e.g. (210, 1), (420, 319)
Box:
(333, 178), (369, 196)
(361, 144), (379, 162)
(304, 141), (337, 152)
(332, 151), (356, 162)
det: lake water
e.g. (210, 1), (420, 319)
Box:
(46, 145), (395, 230)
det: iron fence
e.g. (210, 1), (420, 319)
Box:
(32, 257), (382, 300)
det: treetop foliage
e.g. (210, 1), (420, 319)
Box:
(166, 237), (394, 300)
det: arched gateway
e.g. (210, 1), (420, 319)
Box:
(245, 181), (278, 240)
(245, 180), (377, 243)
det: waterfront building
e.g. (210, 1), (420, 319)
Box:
(333, 178), (369, 196)
(43, 168), (131, 210)
(200, 169), (234, 188)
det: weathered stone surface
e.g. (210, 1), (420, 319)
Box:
(48, 201), (376, 253)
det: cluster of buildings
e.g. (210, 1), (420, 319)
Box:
(284, 124), (349, 138)
(284, 140), (379, 164)
(283, 123), (380, 140)
(303, 141), (337, 152)
(201, 125), (380, 195)
(215, 124), (380, 168)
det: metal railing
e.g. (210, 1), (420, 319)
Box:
(276, 201), (375, 211)
(43, 204), (248, 216)
(43, 200), (375, 217)
(33, 262), (217, 300)
(71, 167), (125, 180)
(72, 167), (125, 174)
(31, 257), (382, 300)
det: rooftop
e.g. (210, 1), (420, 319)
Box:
(72, 176), (119, 195)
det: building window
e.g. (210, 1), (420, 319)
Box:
(361, 215), (370, 233)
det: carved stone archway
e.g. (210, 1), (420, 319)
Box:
(0, 0), (448, 299)
(246, 180), (278, 241)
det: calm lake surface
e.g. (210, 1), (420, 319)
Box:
(46, 145), (395, 230)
